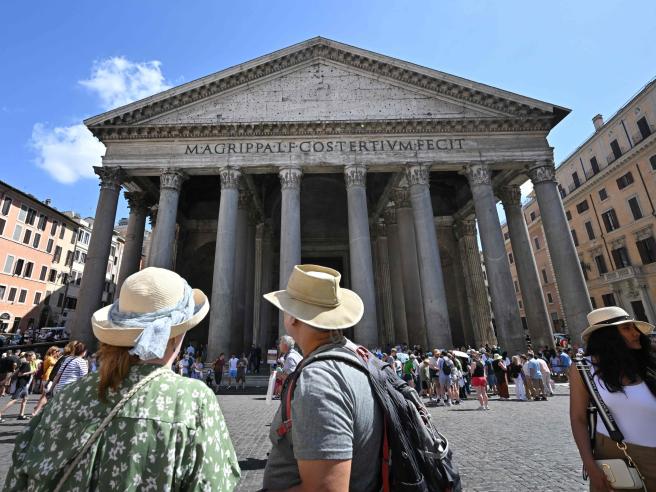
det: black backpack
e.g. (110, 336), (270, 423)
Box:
(441, 358), (452, 376)
(278, 343), (461, 492)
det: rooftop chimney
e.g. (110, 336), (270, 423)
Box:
(44, 198), (52, 206)
(592, 114), (604, 131)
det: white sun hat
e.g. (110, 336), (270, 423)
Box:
(92, 267), (209, 357)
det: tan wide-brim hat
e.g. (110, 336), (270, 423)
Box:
(92, 267), (209, 347)
(581, 306), (654, 343)
(264, 264), (364, 330)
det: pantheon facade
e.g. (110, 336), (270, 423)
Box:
(73, 38), (592, 358)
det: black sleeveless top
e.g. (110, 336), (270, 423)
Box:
(473, 361), (485, 377)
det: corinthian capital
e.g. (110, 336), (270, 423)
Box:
(279, 167), (303, 190)
(219, 167), (241, 190)
(405, 164), (430, 186)
(160, 169), (187, 191)
(464, 163), (491, 187)
(391, 186), (410, 208)
(344, 164), (367, 189)
(497, 185), (522, 208)
(454, 219), (477, 239)
(527, 160), (556, 184)
(124, 191), (152, 213)
(94, 166), (123, 191)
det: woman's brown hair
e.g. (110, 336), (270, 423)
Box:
(45, 346), (59, 358)
(96, 343), (140, 402)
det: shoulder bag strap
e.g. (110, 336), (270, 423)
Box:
(575, 358), (624, 442)
(53, 367), (169, 492)
(51, 358), (74, 388)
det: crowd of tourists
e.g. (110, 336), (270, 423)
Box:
(0, 264), (653, 491)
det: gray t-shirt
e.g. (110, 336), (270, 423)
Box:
(263, 340), (383, 491)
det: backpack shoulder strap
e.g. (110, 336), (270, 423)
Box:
(575, 357), (624, 442)
(277, 347), (371, 438)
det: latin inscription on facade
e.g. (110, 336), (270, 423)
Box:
(184, 138), (466, 155)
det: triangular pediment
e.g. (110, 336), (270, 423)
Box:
(85, 37), (569, 135)
(143, 61), (504, 125)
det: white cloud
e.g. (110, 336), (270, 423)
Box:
(30, 123), (105, 184)
(32, 56), (172, 184)
(79, 56), (172, 110)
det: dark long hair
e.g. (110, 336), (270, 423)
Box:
(586, 325), (656, 397)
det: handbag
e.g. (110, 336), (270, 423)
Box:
(53, 366), (169, 492)
(575, 358), (646, 490)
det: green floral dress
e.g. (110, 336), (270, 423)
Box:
(3, 364), (241, 491)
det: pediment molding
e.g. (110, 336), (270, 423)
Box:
(93, 116), (553, 141)
(86, 38), (567, 133)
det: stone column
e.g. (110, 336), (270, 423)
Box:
(116, 191), (151, 294)
(500, 185), (555, 350)
(230, 188), (250, 355)
(344, 164), (378, 347)
(454, 219), (496, 347)
(278, 167), (303, 335)
(528, 160), (592, 342)
(259, 221), (274, 349)
(383, 206), (409, 345)
(393, 187), (428, 348)
(252, 223), (264, 347)
(149, 169), (186, 269)
(145, 206), (158, 267)
(465, 163), (525, 355)
(406, 164), (452, 349)
(243, 210), (257, 351)
(374, 222), (395, 346)
(71, 167), (123, 349)
(207, 167), (241, 361)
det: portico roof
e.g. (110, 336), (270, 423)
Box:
(85, 37), (569, 140)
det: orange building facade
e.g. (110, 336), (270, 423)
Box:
(0, 181), (78, 334)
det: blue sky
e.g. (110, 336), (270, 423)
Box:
(1, 0), (654, 224)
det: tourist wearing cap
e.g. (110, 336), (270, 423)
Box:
(569, 307), (656, 491)
(4, 267), (240, 491)
(261, 264), (383, 491)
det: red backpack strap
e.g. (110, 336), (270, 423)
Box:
(277, 368), (301, 437)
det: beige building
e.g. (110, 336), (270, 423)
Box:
(504, 77), (656, 335)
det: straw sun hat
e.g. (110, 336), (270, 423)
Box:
(264, 264), (364, 330)
(92, 267), (209, 347)
(580, 306), (654, 343)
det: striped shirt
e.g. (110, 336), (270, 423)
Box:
(54, 356), (88, 392)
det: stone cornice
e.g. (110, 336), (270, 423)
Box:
(90, 117), (553, 141)
(86, 40), (561, 130)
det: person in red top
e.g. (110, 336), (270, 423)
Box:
(213, 352), (226, 390)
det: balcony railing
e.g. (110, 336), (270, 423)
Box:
(603, 265), (643, 283)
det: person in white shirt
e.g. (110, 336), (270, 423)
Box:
(227, 354), (239, 389)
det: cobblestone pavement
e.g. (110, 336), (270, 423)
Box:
(0, 384), (587, 491)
